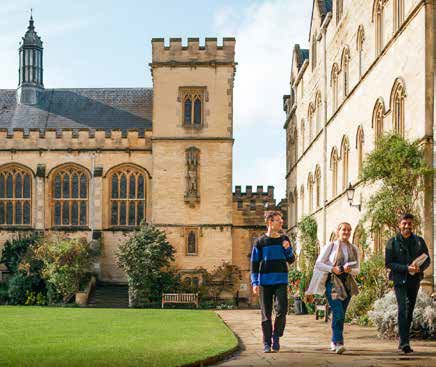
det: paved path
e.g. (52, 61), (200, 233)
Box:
(215, 310), (436, 367)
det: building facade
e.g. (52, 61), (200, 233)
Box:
(0, 17), (279, 299)
(284, 0), (434, 290)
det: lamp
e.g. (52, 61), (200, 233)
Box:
(346, 183), (361, 211)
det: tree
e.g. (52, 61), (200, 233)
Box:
(361, 133), (433, 235)
(116, 224), (177, 307)
(297, 215), (319, 296)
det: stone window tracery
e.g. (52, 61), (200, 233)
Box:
(109, 165), (146, 227)
(179, 87), (206, 127)
(373, 99), (385, 144)
(331, 63), (339, 113)
(52, 165), (88, 227)
(330, 147), (339, 197)
(341, 136), (350, 191)
(186, 228), (198, 255)
(0, 165), (32, 226)
(391, 79), (406, 137)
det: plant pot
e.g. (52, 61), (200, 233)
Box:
(75, 292), (88, 306)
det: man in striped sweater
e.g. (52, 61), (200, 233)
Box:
(251, 211), (295, 353)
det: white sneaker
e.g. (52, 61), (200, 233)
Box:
(335, 345), (346, 354)
(330, 342), (336, 351)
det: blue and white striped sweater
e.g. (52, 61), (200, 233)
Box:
(250, 234), (295, 286)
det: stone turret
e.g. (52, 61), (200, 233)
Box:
(17, 14), (44, 105)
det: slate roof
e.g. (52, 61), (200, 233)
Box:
(0, 88), (153, 133)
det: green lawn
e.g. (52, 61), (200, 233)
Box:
(0, 306), (238, 367)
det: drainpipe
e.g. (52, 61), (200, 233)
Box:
(320, 13), (332, 246)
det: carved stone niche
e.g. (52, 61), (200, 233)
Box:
(184, 146), (200, 207)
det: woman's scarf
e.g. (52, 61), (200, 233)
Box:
(330, 241), (359, 301)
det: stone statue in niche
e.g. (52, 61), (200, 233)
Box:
(185, 147), (200, 206)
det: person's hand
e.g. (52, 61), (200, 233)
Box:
(282, 240), (290, 249)
(408, 264), (420, 274)
(332, 266), (343, 275)
(344, 264), (352, 273)
(252, 285), (259, 295)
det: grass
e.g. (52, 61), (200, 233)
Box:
(0, 306), (238, 367)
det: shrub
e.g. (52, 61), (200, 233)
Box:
(116, 224), (177, 307)
(0, 283), (9, 304)
(0, 233), (40, 273)
(368, 290), (436, 339)
(7, 273), (44, 305)
(34, 236), (98, 300)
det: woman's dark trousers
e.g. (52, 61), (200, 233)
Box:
(259, 284), (288, 345)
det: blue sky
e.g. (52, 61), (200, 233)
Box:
(0, 0), (312, 201)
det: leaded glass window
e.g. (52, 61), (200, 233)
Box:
(0, 166), (32, 226)
(109, 166), (146, 227)
(52, 165), (88, 227)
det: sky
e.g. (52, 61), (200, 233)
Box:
(0, 0), (313, 201)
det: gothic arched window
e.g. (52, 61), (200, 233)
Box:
(356, 25), (365, 79)
(109, 165), (147, 227)
(181, 87), (205, 127)
(330, 147), (339, 197)
(315, 92), (322, 133)
(186, 228), (199, 255)
(315, 165), (321, 208)
(391, 79), (406, 137)
(356, 126), (365, 177)
(341, 136), (350, 191)
(308, 104), (315, 141)
(331, 63), (339, 113)
(193, 98), (202, 125)
(373, 99), (385, 144)
(0, 165), (32, 226)
(311, 34), (317, 70)
(374, 0), (384, 56)
(307, 173), (314, 213)
(341, 47), (350, 98)
(300, 119), (305, 151)
(300, 185), (305, 217)
(184, 97), (192, 125)
(52, 165), (88, 227)
(393, 0), (404, 32)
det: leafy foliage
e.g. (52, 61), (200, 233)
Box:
(369, 290), (436, 339)
(33, 236), (99, 300)
(199, 262), (241, 301)
(116, 224), (177, 307)
(361, 133), (432, 234)
(0, 233), (40, 273)
(297, 216), (318, 299)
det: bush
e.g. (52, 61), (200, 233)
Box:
(0, 283), (9, 304)
(0, 233), (40, 273)
(7, 273), (44, 305)
(346, 254), (392, 324)
(34, 236), (99, 300)
(368, 290), (436, 339)
(116, 224), (177, 308)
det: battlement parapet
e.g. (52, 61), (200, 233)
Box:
(0, 128), (152, 151)
(233, 185), (274, 200)
(151, 37), (235, 65)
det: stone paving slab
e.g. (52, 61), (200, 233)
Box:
(215, 310), (436, 367)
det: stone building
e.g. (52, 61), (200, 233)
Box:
(0, 16), (278, 299)
(283, 0), (434, 290)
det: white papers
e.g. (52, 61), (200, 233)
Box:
(344, 261), (357, 268)
(409, 253), (428, 274)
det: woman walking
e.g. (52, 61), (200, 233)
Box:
(306, 222), (360, 354)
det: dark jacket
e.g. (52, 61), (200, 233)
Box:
(385, 233), (430, 286)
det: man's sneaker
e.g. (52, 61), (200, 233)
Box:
(263, 343), (271, 353)
(272, 337), (280, 352)
(401, 345), (414, 354)
(330, 342), (336, 351)
(335, 345), (346, 354)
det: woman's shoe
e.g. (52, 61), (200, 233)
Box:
(330, 342), (336, 351)
(335, 345), (346, 354)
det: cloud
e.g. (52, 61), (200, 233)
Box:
(213, 0), (312, 201)
(214, 0), (311, 128)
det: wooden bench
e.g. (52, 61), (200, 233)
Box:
(161, 293), (199, 309)
(315, 300), (330, 322)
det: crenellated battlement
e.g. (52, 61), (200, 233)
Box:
(151, 37), (236, 65)
(233, 185), (276, 211)
(0, 128), (152, 151)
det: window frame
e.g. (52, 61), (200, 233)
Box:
(50, 164), (90, 229)
(179, 87), (207, 128)
(185, 227), (199, 256)
(0, 164), (33, 227)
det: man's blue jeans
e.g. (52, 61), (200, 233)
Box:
(325, 281), (351, 344)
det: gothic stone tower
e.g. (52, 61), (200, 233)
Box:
(150, 38), (236, 274)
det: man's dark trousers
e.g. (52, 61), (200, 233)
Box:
(394, 277), (420, 348)
(259, 284), (288, 345)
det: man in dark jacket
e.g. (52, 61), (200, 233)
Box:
(251, 211), (295, 353)
(385, 213), (431, 354)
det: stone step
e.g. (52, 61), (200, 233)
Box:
(88, 283), (129, 308)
